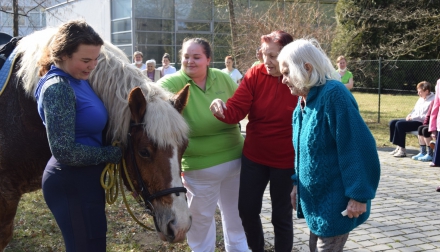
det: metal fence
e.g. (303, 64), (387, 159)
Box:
(350, 59), (440, 123)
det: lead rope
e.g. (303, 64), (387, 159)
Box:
(100, 143), (155, 231)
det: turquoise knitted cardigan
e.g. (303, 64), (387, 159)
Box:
(291, 80), (381, 237)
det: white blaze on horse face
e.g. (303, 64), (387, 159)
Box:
(169, 145), (191, 233)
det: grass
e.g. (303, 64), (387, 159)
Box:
(352, 92), (420, 148)
(5, 92), (420, 251)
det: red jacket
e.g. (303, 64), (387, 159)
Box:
(216, 64), (298, 168)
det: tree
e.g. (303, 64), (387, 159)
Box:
(231, 0), (336, 73)
(0, 0), (64, 37)
(332, 0), (440, 60)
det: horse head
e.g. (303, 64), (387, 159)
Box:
(124, 84), (191, 243)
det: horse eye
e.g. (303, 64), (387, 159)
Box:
(138, 148), (150, 158)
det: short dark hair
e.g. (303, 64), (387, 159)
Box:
(182, 37), (212, 59)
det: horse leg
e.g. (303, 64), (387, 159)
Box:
(0, 194), (20, 251)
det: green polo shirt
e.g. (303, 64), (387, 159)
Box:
(157, 68), (244, 171)
(341, 70), (353, 85)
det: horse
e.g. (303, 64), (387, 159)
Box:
(0, 27), (192, 250)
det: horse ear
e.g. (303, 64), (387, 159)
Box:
(172, 84), (190, 114)
(128, 87), (147, 123)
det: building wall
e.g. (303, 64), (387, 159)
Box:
(46, 0), (111, 41)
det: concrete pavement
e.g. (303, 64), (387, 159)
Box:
(260, 147), (440, 251)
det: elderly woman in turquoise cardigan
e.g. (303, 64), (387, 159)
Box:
(278, 38), (381, 252)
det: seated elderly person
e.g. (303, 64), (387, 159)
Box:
(142, 59), (162, 82)
(389, 81), (434, 158)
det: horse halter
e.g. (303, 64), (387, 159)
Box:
(127, 122), (187, 231)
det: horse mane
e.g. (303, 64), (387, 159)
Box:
(14, 28), (189, 149)
(15, 27), (58, 96)
(89, 42), (189, 149)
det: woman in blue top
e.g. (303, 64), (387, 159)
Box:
(35, 20), (121, 251)
(278, 39), (381, 252)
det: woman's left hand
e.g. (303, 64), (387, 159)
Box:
(345, 199), (366, 218)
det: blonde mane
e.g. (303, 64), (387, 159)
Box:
(15, 28), (188, 149)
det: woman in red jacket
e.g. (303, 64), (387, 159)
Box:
(210, 31), (297, 252)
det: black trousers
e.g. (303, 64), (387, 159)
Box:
(42, 156), (107, 252)
(238, 155), (294, 252)
(389, 119), (422, 148)
(417, 125), (431, 138)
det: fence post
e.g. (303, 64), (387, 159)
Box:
(378, 57), (382, 123)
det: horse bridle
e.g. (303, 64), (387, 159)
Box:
(126, 122), (187, 231)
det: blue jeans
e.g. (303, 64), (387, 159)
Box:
(238, 155), (294, 252)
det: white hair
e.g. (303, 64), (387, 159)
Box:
(146, 59), (156, 66)
(278, 38), (338, 91)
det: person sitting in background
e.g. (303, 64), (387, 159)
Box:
(412, 102), (435, 162)
(251, 47), (263, 67)
(222, 55), (243, 85)
(336, 55), (353, 89)
(142, 59), (162, 82)
(157, 53), (176, 76)
(389, 81), (434, 157)
(131, 51), (146, 70)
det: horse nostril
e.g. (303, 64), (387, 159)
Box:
(167, 218), (176, 242)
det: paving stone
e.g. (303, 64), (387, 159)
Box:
(366, 244), (395, 251)
(260, 147), (440, 251)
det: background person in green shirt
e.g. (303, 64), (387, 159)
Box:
(157, 37), (248, 252)
(336, 55), (353, 90)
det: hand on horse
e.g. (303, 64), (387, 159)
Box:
(209, 99), (227, 119)
(108, 145), (122, 164)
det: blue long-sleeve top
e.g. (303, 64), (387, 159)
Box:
(35, 65), (120, 166)
(291, 80), (380, 237)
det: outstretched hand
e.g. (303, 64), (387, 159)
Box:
(210, 99), (227, 119)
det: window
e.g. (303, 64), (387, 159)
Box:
(136, 19), (174, 32)
(112, 19), (131, 33)
(134, 0), (174, 19)
(111, 0), (131, 19)
(112, 32), (132, 45)
(1, 8), (25, 26)
(136, 32), (173, 45)
(176, 0), (212, 20)
(177, 21), (210, 32)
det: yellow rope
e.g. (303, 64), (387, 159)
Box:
(118, 159), (155, 231)
(101, 162), (119, 204)
(101, 143), (154, 231)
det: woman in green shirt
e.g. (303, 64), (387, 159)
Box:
(157, 38), (248, 252)
(336, 55), (353, 89)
